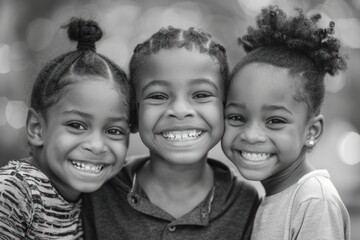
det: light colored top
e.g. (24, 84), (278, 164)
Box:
(251, 170), (350, 240)
(0, 159), (83, 239)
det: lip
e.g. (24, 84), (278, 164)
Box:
(157, 125), (206, 132)
(68, 158), (108, 174)
(234, 149), (275, 167)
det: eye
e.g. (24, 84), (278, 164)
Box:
(193, 92), (212, 99)
(226, 114), (246, 126)
(106, 127), (128, 140)
(266, 118), (287, 129)
(67, 122), (86, 130)
(147, 93), (168, 100)
(106, 128), (125, 136)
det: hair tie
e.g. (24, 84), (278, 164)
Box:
(77, 41), (96, 51)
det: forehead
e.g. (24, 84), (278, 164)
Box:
(136, 48), (221, 85)
(229, 63), (302, 106)
(56, 78), (128, 113)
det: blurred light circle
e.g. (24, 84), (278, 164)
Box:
(5, 101), (28, 129)
(0, 97), (9, 126)
(103, 4), (141, 37)
(338, 131), (360, 165)
(0, 44), (10, 74)
(237, 0), (274, 16)
(27, 18), (55, 52)
(335, 18), (360, 48)
(161, 6), (203, 29)
(10, 41), (30, 71)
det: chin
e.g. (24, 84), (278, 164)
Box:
(73, 182), (104, 193)
(238, 170), (266, 182)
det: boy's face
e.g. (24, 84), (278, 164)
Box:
(136, 48), (224, 165)
(222, 63), (310, 183)
(36, 77), (129, 201)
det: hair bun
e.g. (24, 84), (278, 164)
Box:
(63, 17), (103, 51)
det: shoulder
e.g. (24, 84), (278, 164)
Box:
(291, 170), (349, 220)
(0, 160), (36, 223)
(93, 155), (149, 194)
(0, 160), (33, 192)
(294, 170), (343, 205)
(209, 158), (259, 199)
(0, 159), (55, 204)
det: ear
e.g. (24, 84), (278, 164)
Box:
(305, 114), (324, 150)
(26, 108), (45, 147)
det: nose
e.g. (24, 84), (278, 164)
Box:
(239, 122), (267, 144)
(166, 97), (194, 119)
(82, 131), (107, 155)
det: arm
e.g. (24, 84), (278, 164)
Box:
(0, 172), (33, 239)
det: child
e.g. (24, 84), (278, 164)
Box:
(221, 5), (350, 240)
(81, 26), (259, 240)
(0, 18), (133, 239)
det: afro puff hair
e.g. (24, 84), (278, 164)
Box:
(238, 5), (347, 76)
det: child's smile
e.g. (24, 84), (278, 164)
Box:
(136, 48), (224, 165)
(161, 129), (204, 142)
(38, 77), (129, 201)
(222, 63), (310, 190)
(70, 159), (104, 173)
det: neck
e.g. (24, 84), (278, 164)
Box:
(140, 153), (213, 190)
(262, 155), (314, 196)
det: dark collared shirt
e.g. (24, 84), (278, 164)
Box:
(82, 157), (259, 240)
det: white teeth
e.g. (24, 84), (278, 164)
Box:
(241, 151), (271, 161)
(71, 160), (104, 173)
(162, 130), (203, 141)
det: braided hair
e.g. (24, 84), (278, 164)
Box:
(232, 5), (347, 117)
(30, 17), (135, 130)
(129, 26), (229, 90)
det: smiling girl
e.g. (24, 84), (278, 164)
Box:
(221, 5), (350, 240)
(0, 18), (133, 239)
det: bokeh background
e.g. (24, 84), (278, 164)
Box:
(1, 0), (359, 238)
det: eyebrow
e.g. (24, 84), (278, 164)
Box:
(225, 103), (292, 115)
(63, 110), (128, 122)
(63, 109), (93, 119)
(188, 78), (219, 93)
(141, 80), (171, 94)
(142, 78), (219, 93)
(225, 102), (245, 109)
(262, 105), (293, 115)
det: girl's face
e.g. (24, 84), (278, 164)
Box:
(36, 77), (129, 201)
(222, 63), (311, 186)
(135, 48), (224, 166)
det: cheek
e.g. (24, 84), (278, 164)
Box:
(138, 107), (157, 125)
(273, 129), (305, 154)
(221, 130), (234, 154)
(46, 134), (73, 156)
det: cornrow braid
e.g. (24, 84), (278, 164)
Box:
(129, 26), (229, 90)
(232, 5), (348, 117)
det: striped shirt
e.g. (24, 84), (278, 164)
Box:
(0, 159), (83, 239)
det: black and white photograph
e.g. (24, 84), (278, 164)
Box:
(0, 0), (359, 239)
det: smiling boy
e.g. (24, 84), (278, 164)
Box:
(82, 26), (259, 240)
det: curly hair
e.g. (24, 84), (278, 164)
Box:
(30, 17), (135, 131)
(232, 5), (347, 117)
